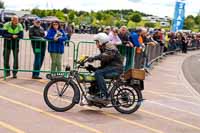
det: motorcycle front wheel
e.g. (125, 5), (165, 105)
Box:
(43, 78), (79, 112)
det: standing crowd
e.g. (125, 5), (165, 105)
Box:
(3, 16), (68, 79)
(1, 15), (200, 79)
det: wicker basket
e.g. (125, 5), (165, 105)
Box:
(124, 69), (145, 80)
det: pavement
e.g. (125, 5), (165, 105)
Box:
(182, 53), (200, 95)
(1, 34), (200, 133)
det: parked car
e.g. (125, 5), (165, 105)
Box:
(0, 10), (17, 23)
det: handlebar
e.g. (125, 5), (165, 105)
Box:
(76, 56), (89, 69)
(76, 57), (96, 73)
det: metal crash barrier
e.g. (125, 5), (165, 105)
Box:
(75, 42), (136, 71)
(0, 36), (200, 80)
(0, 38), (76, 79)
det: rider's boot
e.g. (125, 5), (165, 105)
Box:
(88, 93), (110, 104)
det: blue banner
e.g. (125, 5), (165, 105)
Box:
(172, 0), (186, 32)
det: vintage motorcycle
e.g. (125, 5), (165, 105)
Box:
(43, 56), (144, 114)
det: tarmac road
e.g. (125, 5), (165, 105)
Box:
(1, 34), (200, 133)
(183, 53), (200, 95)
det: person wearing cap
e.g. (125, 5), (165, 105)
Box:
(29, 17), (46, 79)
(87, 33), (123, 103)
(46, 21), (68, 73)
(3, 15), (24, 78)
(104, 26), (111, 35)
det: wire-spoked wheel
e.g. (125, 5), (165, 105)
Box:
(110, 83), (143, 114)
(43, 78), (78, 112)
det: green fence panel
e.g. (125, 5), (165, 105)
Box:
(0, 37), (76, 80)
(75, 42), (135, 72)
(0, 37), (4, 78)
(75, 41), (99, 71)
(117, 45), (135, 71)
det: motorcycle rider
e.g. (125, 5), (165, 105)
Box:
(87, 33), (123, 103)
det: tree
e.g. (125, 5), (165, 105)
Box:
(114, 19), (123, 28)
(144, 22), (156, 28)
(46, 10), (54, 16)
(55, 10), (65, 21)
(40, 10), (47, 17)
(102, 14), (114, 26)
(195, 15), (200, 24)
(62, 8), (70, 14)
(130, 13), (142, 23)
(68, 11), (76, 22)
(127, 21), (135, 28)
(184, 16), (195, 30)
(32, 8), (42, 16)
(96, 12), (103, 21)
(0, 0), (5, 9)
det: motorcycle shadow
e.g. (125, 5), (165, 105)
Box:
(78, 109), (104, 115)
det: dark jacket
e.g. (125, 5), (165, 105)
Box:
(94, 43), (123, 71)
(46, 29), (68, 54)
(3, 22), (24, 49)
(29, 25), (46, 49)
(153, 34), (164, 46)
(118, 33), (131, 45)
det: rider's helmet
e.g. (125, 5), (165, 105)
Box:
(94, 33), (109, 46)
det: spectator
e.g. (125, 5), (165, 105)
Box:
(182, 33), (188, 53)
(168, 32), (177, 51)
(108, 27), (122, 45)
(29, 17), (46, 79)
(104, 26), (111, 35)
(130, 28), (143, 69)
(66, 24), (74, 40)
(196, 33), (200, 49)
(65, 23), (74, 46)
(3, 15), (24, 78)
(41, 22), (49, 31)
(153, 30), (165, 55)
(118, 26), (133, 71)
(145, 31), (158, 46)
(46, 21), (68, 73)
(143, 31), (157, 68)
(176, 32), (187, 53)
(24, 18), (30, 32)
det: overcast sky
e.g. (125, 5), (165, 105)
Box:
(3, 0), (200, 17)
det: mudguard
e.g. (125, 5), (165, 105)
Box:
(69, 80), (81, 104)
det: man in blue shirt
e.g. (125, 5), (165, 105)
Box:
(130, 28), (142, 48)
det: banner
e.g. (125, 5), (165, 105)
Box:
(172, 0), (186, 32)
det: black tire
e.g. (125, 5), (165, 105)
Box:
(110, 83), (143, 114)
(43, 78), (79, 112)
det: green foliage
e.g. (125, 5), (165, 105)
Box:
(101, 14), (115, 26)
(130, 13), (142, 23)
(40, 10), (47, 17)
(184, 15), (196, 30)
(31, 9), (146, 26)
(68, 11), (76, 22)
(195, 15), (200, 24)
(30, 8), (174, 30)
(96, 12), (103, 20)
(182, 14), (200, 32)
(127, 21), (135, 28)
(29, 8), (200, 31)
(55, 10), (65, 20)
(144, 22), (156, 28)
